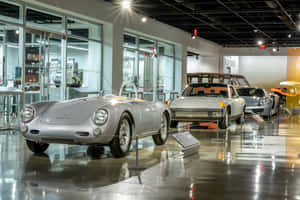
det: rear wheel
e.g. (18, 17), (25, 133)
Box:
(109, 113), (132, 158)
(153, 113), (169, 145)
(26, 140), (49, 154)
(219, 110), (229, 129)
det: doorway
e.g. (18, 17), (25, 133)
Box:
(25, 30), (65, 104)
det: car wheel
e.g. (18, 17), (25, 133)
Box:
(26, 140), (49, 154)
(170, 120), (178, 128)
(236, 109), (245, 125)
(219, 110), (229, 129)
(109, 113), (132, 158)
(153, 113), (169, 145)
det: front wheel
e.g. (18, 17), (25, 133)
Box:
(219, 111), (229, 129)
(109, 113), (132, 158)
(153, 113), (169, 145)
(26, 140), (49, 154)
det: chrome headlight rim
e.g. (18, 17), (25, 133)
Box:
(20, 106), (35, 123)
(93, 108), (109, 125)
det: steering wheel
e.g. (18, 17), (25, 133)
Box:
(119, 82), (138, 98)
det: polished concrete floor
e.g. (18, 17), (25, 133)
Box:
(1, 112), (300, 199)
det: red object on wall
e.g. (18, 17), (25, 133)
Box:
(193, 28), (198, 36)
(259, 44), (266, 50)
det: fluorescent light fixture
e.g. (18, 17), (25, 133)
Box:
(141, 17), (147, 23)
(7, 44), (19, 49)
(68, 45), (88, 51)
(121, 0), (131, 10)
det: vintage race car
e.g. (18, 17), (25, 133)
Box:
(237, 87), (280, 117)
(19, 83), (171, 158)
(169, 83), (246, 129)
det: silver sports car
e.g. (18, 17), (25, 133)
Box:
(169, 83), (246, 129)
(19, 83), (171, 158)
(237, 87), (280, 117)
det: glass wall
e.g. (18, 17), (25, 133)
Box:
(0, 0), (103, 127)
(123, 33), (175, 102)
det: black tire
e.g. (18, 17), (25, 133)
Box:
(153, 113), (169, 145)
(219, 110), (229, 129)
(109, 113), (132, 158)
(236, 108), (245, 125)
(26, 140), (49, 154)
(170, 120), (178, 128)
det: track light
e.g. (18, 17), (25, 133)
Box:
(192, 35), (196, 39)
(121, 0), (131, 10)
(141, 17), (147, 23)
(257, 40), (263, 45)
(15, 30), (19, 35)
(272, 47), (279, 52)
(288, 33), (292, 38)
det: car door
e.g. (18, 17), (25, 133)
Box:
(230, 86), (244, 117)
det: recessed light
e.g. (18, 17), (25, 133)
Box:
(288, 33), (292, 38)
(192, 35), (196, 39)
(121, 0), (131, 10)
(141, 17), (147, 23)
(257, 40), (263, 45)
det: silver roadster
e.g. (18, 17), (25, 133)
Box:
(169, 83), (246, 129)
(237, 87), (280, 117)
(19, 83), (171, 157)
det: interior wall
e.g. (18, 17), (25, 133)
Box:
(187, 55), (219, 73)
(239, 56), (287, 90)
(286, 48), (300, 82)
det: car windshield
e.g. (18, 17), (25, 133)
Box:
(237, 88), (265, 97)
(182, 83), (229, 97)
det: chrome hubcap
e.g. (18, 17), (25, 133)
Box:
(160, 115), (168, 140)
(119, 119), (130, 152)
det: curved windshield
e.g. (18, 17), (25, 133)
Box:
(182, 83), (229, 97)
(237, 88), (265, 97)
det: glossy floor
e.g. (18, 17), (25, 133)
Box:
(1, 113), (300, 199)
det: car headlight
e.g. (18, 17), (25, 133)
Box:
(93, 109), (108, 125)
(20, 107), (35, 123)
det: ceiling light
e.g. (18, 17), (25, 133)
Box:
(141, 17), (147, 23)
(272, 47), (277, 52)
(257, 40), (263, 45)
(253, 29), (258, 33)
(121, 0), (131, 10)
(192, 35), (196, 39)
(15, 30), (19, 35)
(288, 33), (292, 38)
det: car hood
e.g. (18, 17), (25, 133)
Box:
(240, 96), (263, 106)
(169, 96), (227, 110)
(38, 95), (127, 125)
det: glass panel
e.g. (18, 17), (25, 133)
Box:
(139, 37), (156, 53)
(158, 55), (174, 96)
(123, 34), (137, 48)
(0, 23), (22, 89)
(123, 48), (138, 85)
(0, 1), (21, 23)
(66, 37), (101, 99)
(26, 8), (64, 33)
(67, 18), (101, 41)
(139, 53), (156, 101)
(158, 42), (174, 57)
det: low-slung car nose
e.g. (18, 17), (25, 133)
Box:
(40, 98), (106, 125)
(170, 97), (226, 109)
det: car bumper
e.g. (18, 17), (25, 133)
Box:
(246, 105), (271, 116)
(170, 108), (224, 122)
(19, 122), (113, 145)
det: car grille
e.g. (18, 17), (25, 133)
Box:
(245, 99), (259, 106)
(175, 111), (209, 118)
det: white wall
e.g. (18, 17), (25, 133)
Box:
(239, 56), (287, 90)
(187, 55), (219, 73)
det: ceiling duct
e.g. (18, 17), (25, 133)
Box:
(265, 1), (277, 9)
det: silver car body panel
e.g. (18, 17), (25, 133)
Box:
(19, 94), (170, 145)
(169, 84), (245, 122)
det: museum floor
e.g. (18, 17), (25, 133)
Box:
(1, 112), (300, 200)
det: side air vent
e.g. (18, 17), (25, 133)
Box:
(76, 132), (89, 137)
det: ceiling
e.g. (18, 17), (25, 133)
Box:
(112, 0), (300, 48)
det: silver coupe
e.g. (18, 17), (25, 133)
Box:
(19, 83), (171, 158)
(169, 83), (246, 129)
(237, 87), (280, 117)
